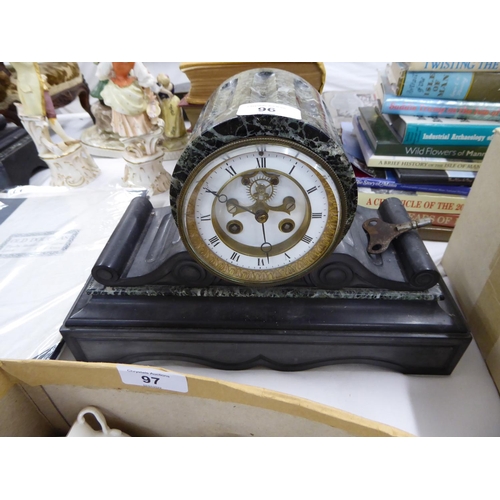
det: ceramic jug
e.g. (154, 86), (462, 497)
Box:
(67, 406), (129, 437)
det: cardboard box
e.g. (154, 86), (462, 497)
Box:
(442, 128), (500, 392)
(0, 359), (410, 437)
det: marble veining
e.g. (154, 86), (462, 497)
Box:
(87, 279), (442, 301)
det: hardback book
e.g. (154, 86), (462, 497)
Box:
(354, 172), (462, 227)
(393, 168), (476, 186)
(416, 225), (453, 242)
(353, 161), (475, 188)
(375, 73), (500, 121)
(352, 116), (482, 171)
(386, 64), (500, 102)
(391, 62), (500, 73)
(357, 187), (467, 215)
(179, 62), (326, 105)
(409, 211), (459, 229)
(390, 114), (499, 146)
(358, 106), (488, 159)
(358, 184), (461, 239)
(353, 162), (475, 189)
(355, 171), (470, 197)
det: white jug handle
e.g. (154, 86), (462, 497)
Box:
(77, 406), (113, 435)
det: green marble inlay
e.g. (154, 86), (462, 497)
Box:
(87, 279), (442, 301)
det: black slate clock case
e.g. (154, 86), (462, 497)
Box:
(60, 68), (471, 374)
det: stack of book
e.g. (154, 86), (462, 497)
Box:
(178, 62), (326, 127)
(347, 61), (500, 240)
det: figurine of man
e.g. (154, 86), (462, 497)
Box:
(11, 62), (77, 151)
(157, 73), (187, 140)
(10, 61), (100, 186)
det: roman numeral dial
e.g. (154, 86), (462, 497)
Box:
(179, 138), (343, 286)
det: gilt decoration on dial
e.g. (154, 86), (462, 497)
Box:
(178, 138), (345, 285)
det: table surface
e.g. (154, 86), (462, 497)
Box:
(19, 113), (500, 436)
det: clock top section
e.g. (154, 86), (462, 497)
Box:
(170, 67), (357, 238)
(191, 67), (337, 140)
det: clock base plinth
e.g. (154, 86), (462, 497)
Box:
(60, 196), (471, 374)
(60, 276), (471, 374)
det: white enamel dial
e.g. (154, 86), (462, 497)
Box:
(178, 138), (345, 285)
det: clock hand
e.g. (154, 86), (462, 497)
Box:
(204, 188), (228, 203)
(260, 220), (272, 263)
(226, 199), (258, 216)
(203, 188), (257, 215)
(265, 196), (296, 215)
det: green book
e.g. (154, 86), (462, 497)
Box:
(357, 107), (488, 160)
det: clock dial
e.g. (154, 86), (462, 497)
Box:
(178, 138), (345, 285)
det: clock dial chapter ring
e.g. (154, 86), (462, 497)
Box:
(178, 138), (343, 286)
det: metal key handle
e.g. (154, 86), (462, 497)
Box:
(362, 217), (433, 254)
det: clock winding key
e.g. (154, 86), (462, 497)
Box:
(362, 217), (433, 254)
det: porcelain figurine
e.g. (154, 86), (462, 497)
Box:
(81, 62), (160, 157)
(98, 62), (161, 137)
(80, 79), (125, 157)
(10, 62), (100, 187)
(157, 73), (188, 157)
(92, 62), (171, 195)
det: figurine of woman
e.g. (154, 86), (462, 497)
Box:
(157, 73), (186, 140)
(96, 62), (161, 138)
(95, 63), (170, 195)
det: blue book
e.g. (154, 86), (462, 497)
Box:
(390, 66), (500, 102)
(399, 72), (474, 100)
(356, 172), (471, 197)
(376, 74), (500, 121)
(390, 114), (499, 146)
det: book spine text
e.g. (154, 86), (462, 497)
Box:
(406, 62), (500, 72)
(373, 144), (487, 159)
(398, 71), (500, 102)
(356, 178), (470, 196)
(357, 191), (467, 214)
(365, 157), (481, 171)
(402, 123), (497, 146)
(408, 211), (459, 228)
(399, 72), (475, 99)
